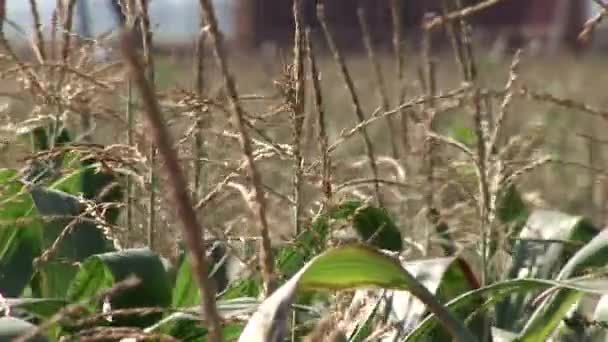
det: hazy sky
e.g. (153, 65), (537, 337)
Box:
(5, 0), (235, 42)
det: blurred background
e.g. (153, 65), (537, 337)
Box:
(4, 0), (608, 54)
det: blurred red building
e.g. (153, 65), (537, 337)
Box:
(232, 0), (588, 52)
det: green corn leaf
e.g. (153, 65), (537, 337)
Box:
(0, 169), (43, 297)
(239, 244), (476, 342)
(28, 186), (115, 298)
(68, 248), (172, 327)
(404, 277), (608, 341)
(496, 210), (598, 331)
(518, 229), (608, 341)
(3, 297), (67, 319)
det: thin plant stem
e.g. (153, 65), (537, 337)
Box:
(305, 28), (332, 203)
(421, 20), (438, 256)
(488, 49), (522, 158)
(137, 0), (157, 250)
(52, 0), (76, 149)
(50, 5), (59, 62)
(441, 0), (469, 85)
(424, 0), (508, 30)
(125, 80), (134, 243)
(389, 0), (410, 156)
(193, 9), (207, 201)
(448, 1), (490, 339)
(317, 2), (383, 207)
(328, 86), (469, 153)
(56, 0), (76, 89)
(120, 31), (222, 342)
(119, 0), (137, 247)
(357, 7), (399, 161)
(292, 0), (305, 235)
(197, 0), (276, 297)
(29, 0), (46, 62)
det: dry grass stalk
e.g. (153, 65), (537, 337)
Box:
(305, 28), (332, 202)
(56, 0), (77, 90)
(117, 0), (138, 246)
(28, 0), (46, 62)
(454, 3), (478, 82)
(0, 0), (43, 96)
(46, 0), (76, 151)
(420, 18), (439, 256)
(577, 132), (608, 147)
(56, 306), (168, 328)
(578, 0), (608, 43)
(317, 2), (383, 207)
(334, 178), (413, 194)
(441, 0), (468, 84)
(427, 131), (476, 163)
(33, 205), (97, 267)
(585, 133), (598, 220)
(120, 31), (223, 342)
(328, 86), (468, 153)
(473, 91), (492, 273)
(389, 0), (410, 156)
(292, 0), (305, 235)
(193, 5), (207, 200)
(137, 0), (154, 82)
(488, 49), (522, 157)
(120, 0), (136, 244)
(303, 313), (340, 342)
(457, 1), (492, 293)
(501, 155), (552, 188)
(438, 0), (494, 290)
(50, 2), (63, 63)
(357, 7), (399, 161)
(424, 0), (508, 30)
(197, 0), (276, 297)
(577, 132), (606, 222)
(519, 86), (608, 120)
(136, 0), (158, 250)
(125, 83), (135, 239)
(75, 326), (179, 341)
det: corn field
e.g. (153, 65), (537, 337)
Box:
(2, 0), (608, 341)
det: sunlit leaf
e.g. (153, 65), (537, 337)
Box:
(239, 244), (475, 342)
